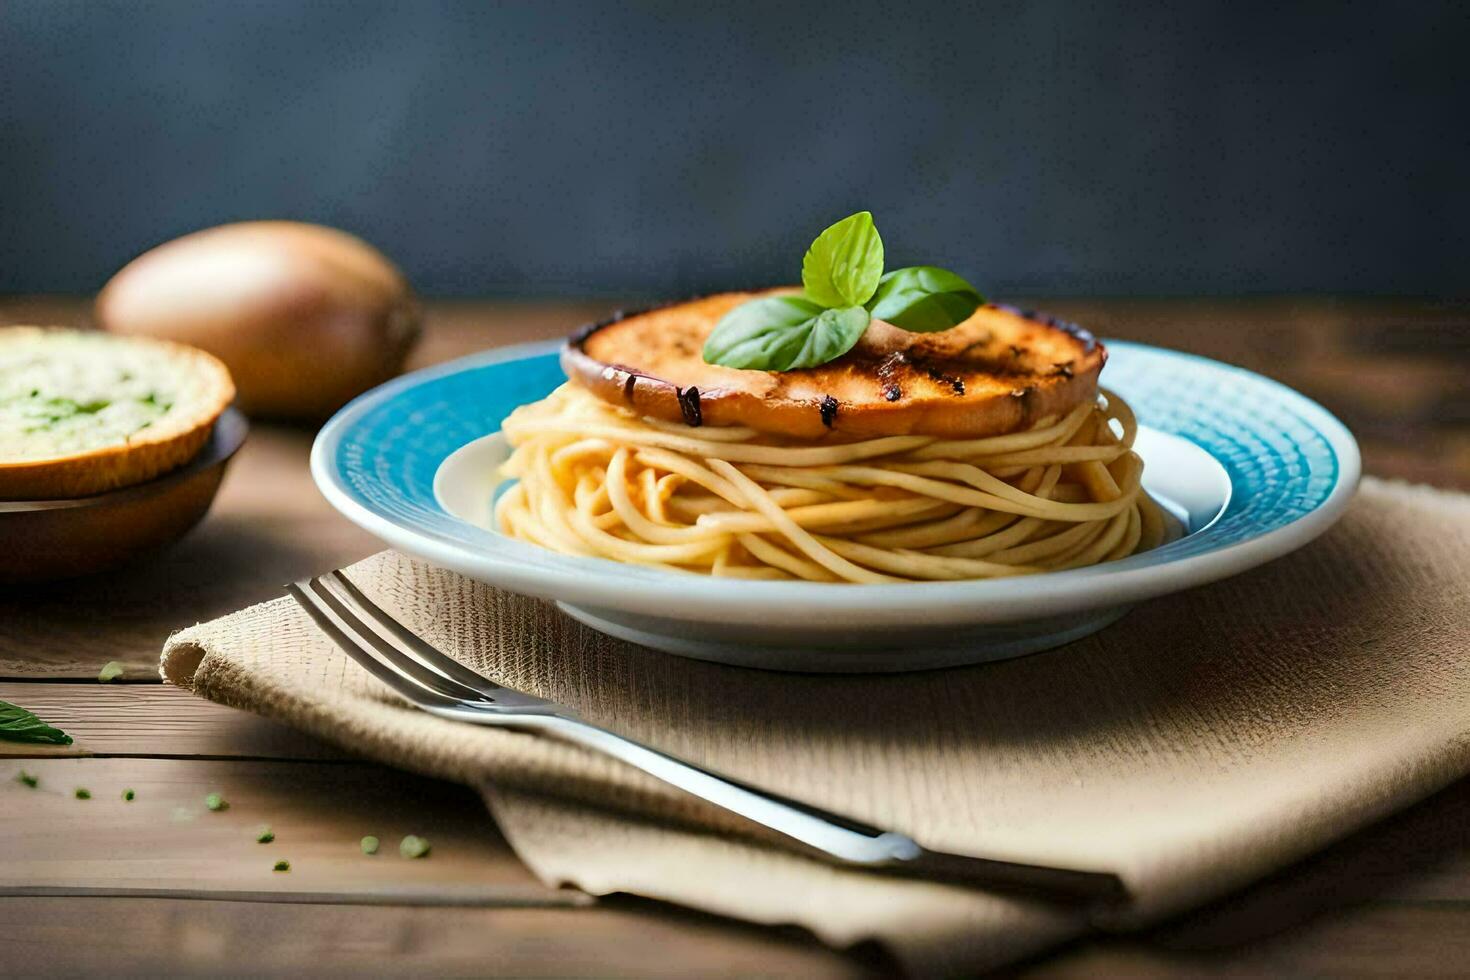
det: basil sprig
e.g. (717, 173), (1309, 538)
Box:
(704, 212), (984, 371)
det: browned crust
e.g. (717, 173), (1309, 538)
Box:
(0, 328), (236, 500)
(562, 291), (1106, 439)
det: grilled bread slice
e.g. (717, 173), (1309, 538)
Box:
(0, 327), (234, 499)
(563, 291), (1105, 438)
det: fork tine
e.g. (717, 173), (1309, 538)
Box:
(302, 576), (491, 704)
(287, 580), (464, 710)
(322, 570), (524, 700)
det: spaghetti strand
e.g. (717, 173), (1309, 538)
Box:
(494, 384), (1165, 582)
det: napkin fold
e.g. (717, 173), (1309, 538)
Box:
(161, 477), (1470, 975)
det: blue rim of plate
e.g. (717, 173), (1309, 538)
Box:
(312, 338), (1360, 625)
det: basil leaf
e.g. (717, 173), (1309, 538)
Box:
(0, 699), (73, 746)
(703, 297), (869, 371)
(866, 266), (984, 332)
(785, 306), (871, 369)
(703, 296), (823, 368)
(801, 211), (884, 308)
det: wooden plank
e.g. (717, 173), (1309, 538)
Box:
(0, 683), (347, 761)
(0, 295), (611, 360)
(0, 427), (382, 679)
(1025, 906), (1470, 979)
(0, 295), (94, 330)
(1025, 296), (1470, 491)
(0, 896), (876, 979)
(1, 294), (1467, 975)
(406, 297), (611, 366)
(0, 757), (576, 906)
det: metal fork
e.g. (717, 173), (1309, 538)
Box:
(288, 570), (1126, 904)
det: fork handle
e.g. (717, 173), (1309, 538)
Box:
(430, 704), (914, 861)
(426, 704), (1123, 902)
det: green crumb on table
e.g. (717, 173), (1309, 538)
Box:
(74, 788), (91, 800)
(273, 860), (290, 873)
(17, 771), (38, 788)
(122, 789), (135, 801)
(97, 661), (125, 683)
(360, 835), (380, 855)
(204, 793), (228, 811)
(399, 835), (431, 859)
(256, 826), (275, 844)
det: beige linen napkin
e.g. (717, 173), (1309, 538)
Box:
(161, 477), (1470, 974)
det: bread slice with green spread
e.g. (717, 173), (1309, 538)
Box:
(0, 327), (234, 499)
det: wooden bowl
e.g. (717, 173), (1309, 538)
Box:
(0, 408), (248, 584)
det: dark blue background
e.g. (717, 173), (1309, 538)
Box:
(1, 1), (1465, 296)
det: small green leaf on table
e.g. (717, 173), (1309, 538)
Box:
(0, 700), (73, 746)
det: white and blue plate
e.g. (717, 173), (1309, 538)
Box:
(312, 339), (1359, 672)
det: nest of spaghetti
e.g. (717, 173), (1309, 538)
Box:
(495, 381), (1165, 584)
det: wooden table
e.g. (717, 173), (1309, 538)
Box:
(2, 296), (1467, 977)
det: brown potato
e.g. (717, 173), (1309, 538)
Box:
(96, 221), (421, 419)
